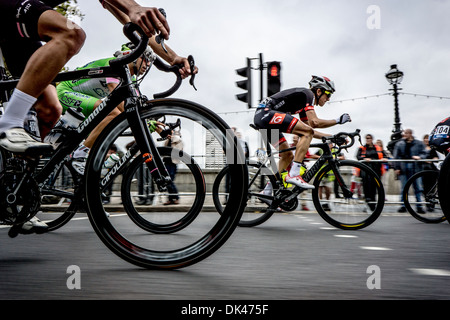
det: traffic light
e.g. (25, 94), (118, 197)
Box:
(236, 58), (252, 108)
(267, 61), (281, 96)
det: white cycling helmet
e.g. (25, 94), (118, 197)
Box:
(309, 75), (336, 93)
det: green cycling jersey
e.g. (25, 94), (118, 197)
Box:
(57, 57), (127, 117)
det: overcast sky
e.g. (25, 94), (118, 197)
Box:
(68, 0), (450, 158)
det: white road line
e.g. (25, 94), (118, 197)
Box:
(360, 246), (393, 251)
(334, 235), (358, 238)
(410, 268), (450, 277)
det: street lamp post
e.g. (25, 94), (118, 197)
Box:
(385, 64), (404, 152)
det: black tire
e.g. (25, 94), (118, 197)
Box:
(84, 99), (248, 269)
(312, 160), (384, 230)
(121, 146), (205, 234)
(439, 154), (450, 222)
(403, 170), (445, 224)
(213, 163), (277, 227)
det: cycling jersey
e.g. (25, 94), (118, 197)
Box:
(253, 88), (315, 146)
(261, 88), (316, 122)
(0, 0), (65, 76)
(57, 57), (122, 117)
(429, 117), (450, 155)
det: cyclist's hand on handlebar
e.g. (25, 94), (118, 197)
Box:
(335, 113), (351, 125)
(146, 120), (165, 133)
(172, 56), (198, 79)
(128, 6), (170, 39)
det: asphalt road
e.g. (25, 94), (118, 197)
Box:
(1, 209), (450, 303)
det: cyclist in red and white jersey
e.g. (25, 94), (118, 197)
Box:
(254, 75), (351, 190)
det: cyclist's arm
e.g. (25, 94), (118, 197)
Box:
(147, 38), (198, 78)
(101, 0), (196, 78)
(100, 0), (170, 39)
(305, 109), (338, 129)
(107, 82), (125, 112)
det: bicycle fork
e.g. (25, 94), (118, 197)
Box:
(124, 98), (171, 192)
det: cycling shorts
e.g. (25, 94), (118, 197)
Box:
(0, 0), (54, 77)
(253, 106), (298, 147)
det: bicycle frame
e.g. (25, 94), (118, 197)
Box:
(250, 140), (351, 201)
(0, 51), (170, 196)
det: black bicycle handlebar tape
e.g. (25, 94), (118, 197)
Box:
(322, 129), (361, 149)
(152, 57), (183, 99)
(109, 23), (149, 68)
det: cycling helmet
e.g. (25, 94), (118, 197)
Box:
(114, 43), (154, 61)
(309, 75), (336, 93)
(429, 117), (450, 155)
(114, 43), (133, 59)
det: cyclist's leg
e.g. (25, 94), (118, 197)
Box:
(0, 2), (85, 152)
(17, 9), (85, 98)
(290, 121), (314, 165)
(34, 85), (63, 140)
(285, 121), (314, 188)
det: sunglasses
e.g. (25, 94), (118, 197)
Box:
(324, 91), (333, 98)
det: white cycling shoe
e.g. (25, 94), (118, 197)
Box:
(0, 128), (53, 154)
(20, 216), (49, 234)
(285, 174), (315, 189)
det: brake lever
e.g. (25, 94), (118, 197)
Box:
(155, 8), (168, 53)
(188, 55), (197, 91)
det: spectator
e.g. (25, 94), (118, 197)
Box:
(422, 134), (439, 171)
(393, 129), (426, 213)
(163, 130), (183, 205)
(356, 134), (387, 210)
(376, 139), (392, 171)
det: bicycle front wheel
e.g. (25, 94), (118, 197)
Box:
(403, 170), (445, 223)
(84, 98), (248, 269)
(312, 160), (384, 230)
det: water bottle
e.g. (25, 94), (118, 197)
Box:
(101, 153), (120, 176)
(44, 107), (84, 148)
(24, 108), (41, 141)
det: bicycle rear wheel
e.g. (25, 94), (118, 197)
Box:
(403, 170), (445, 223)
(439, 154), (450, 222)
(312, 160), (384, 230)
(0, 150), (79, 231)
(213, 163), (277, 227)
(37, 160), (81, 231)
(84, 98), (248, 269)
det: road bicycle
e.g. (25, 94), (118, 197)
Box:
(438, 153), (450, 223)
(0, 23), (248, 269)
(213, 127), (385, 230)
(403, 168), (445, 224)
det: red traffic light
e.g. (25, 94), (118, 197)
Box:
(270, 65), (279, 77)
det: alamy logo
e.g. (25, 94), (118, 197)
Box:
(367, 5), (381, 30)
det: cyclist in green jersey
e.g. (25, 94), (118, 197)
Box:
(56, 39), (197, 174)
